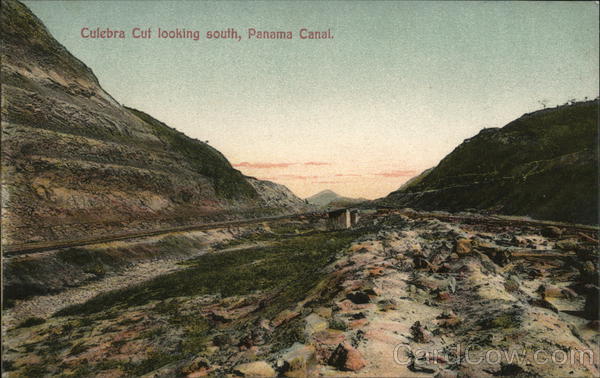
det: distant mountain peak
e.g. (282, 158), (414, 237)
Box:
(314, 189), (338, 196)
(307, 189), (365, 208)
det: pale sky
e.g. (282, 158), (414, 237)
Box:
(24, 1), (599, 199)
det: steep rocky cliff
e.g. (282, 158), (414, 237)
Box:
(0, 0), (306, 245)
(380, 100), (598, 224)
(246, 177), (312, 210)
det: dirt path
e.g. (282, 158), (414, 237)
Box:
(2, 250), (205, 328)
(2, 241), (274, 329)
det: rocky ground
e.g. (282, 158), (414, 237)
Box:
(2, 211), (599, 377)
(2, 228), (271, 328)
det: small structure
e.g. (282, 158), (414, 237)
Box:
(328, 208), (360, 230)
(350, 209), (360, 225)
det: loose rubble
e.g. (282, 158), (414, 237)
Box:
(2, 210), (599, 376)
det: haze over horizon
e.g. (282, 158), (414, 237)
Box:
(24, 1), (599, 199)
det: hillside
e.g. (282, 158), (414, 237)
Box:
(0, 0), (306, 245)
(380, 100), (599, 224)
(306, 189), (366, 208)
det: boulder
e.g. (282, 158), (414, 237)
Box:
(378, 299), (397, 311)
(233, 361), (276, 377)
(541, 226), (563, 238)
(181, 356), (210, 376)
(278, 343), (316, 375)
(455, 239), (472, 255)
(436, 291), (451, 301)
(504, 275), (521, 293)
(410, 321), (432, 343)
(368, 267), (385, 277)
(313, 307), (333, 319)
(258, 318), (273, 332)
(537, 284), (578, 299)
(328, 343), (366, 371)
(346, 291), (371, 304)
(304, 313), (328, 336)
(313, 329), (346, 345)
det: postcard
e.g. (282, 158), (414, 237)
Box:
(1, 1), (598, 376)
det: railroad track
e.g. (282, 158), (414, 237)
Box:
(2, 212), (320, 257)
(418, 213), (598, 234)
(3, 208), (597, 257)
(376, 207), (599, 236)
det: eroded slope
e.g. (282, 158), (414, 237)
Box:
(381, 101), (598, 225)
(1, 0), (306, 245)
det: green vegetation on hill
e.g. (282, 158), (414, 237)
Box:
(382, 100), (598, 224)
(127, 108), (257, 199)
(41, 229), (367, 375)
(57, 229), (365, 318)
